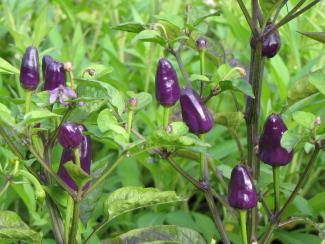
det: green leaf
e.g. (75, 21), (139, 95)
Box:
(308, 70), (325, 95)
(32, 5), (50, 46)
(32, 91), (51, 107)
(64, 161), (90, 189)
(219, 80), (255, 98)
(281, 130), (300, 152)
(104, 187), (185, 220)
(288, 77), (317, 103)
(132, 30), (166, 46)
(126, 91), (152, 110)
(0, 211), (42, 243)
(154, 14), (184, 29)
(214, 112), (244, 130)
(0, 58), (19, 74)
(193, 10), (221, 26)
(259, 0), (282, 16)
(292, 111), (316, 129)
(189, 74), (210, 82)
(113, 22), (146, 33)
(108, 225), (206, 244)
(82, 64), (113, 79)
(298, 31), (325, 43)
(23, 110), (61, 124)
(0, 103), (15, 126)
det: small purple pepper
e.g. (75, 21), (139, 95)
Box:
(155, 58), (180, 107)
(42, 55), (53, 79)
(58, 122), (84, 149)
(58, 124), (92, 191)
(259, 114), (293, 166)
(20, 46), (40, 90)
(228, 164), (258, 209)
(196, 37), (207, 51)
(44, 60), (66, 91)
(180, 87), (214, 134)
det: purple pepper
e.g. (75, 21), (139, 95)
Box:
(155, 58), (180, 107)
(58, 124), (92, 191)
(228, 164), (258, 209)
(259, 114), (293, 166)
(20, 46), (40, 90)
(44, 60), (66, 90)
(42, 55), (53, 79)
(180, 87), (214, 134)
(196, 37), (207, 50)
(58, 122), (84, 149)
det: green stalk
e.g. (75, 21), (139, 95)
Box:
(240, 210), (248, 244)
(68, 190), (81, 244)
(127, 110), (134, 142)
(273, 166), (280, 213)
(199, 50), (205, 96)
(163, 107), (170, 130)
(64, 195), (74, 244)
(73, 148), (81, 168)
(199, 134), (205, 180)
(25, 90), (33, 114)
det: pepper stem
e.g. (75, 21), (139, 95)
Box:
(73, 148), (81, 168)
(25, 90), (33, 114)
(68, 189), (81, 244)
(64, 195), (73, 244)
(239, 210), (248, 244)
(199, 134), (205, 180)
(127, 110), (134, 142)
(163, 107), (170, 130)
(199, 50), (205, 96)
(273, 166), (280, 213)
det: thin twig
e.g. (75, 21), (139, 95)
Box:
(236, 0), (259, 36)
(272, 0), (288, 23)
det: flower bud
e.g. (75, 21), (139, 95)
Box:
(155, 58), (180, 107)
(58, 122), (84, 149)
(228, 164), (258, 209)
(259, 114), (293, 166)
(20, 46), (40, 90)
(128, 97), (138, 110)
(180, 87), (214, 134)
(44, 60), (66, 91)
(42, 55), (53, 79)
(64, 62), (73, 72)
(196, 37), (207, 51)
(58, 124), (92, 191)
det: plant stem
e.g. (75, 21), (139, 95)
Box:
(64, 195), (74, 244)
(199, 50), (205, 96)
(240, 210), (248, 244)
(73, 148), (81, 168)
(273, 166), (280, 213)
(47, 197), (64, 244)
(25, 90), (33, 114)
(0, 126), (24, 160)
(68, 189), (81, 244)
(163, 107), (170, 130)
(260, 145), (320, 243)
(236, 0), (258, 36)
(127, 110), (134, 142)
(171, 49), (191, 87)
(199, 134), (205, 180)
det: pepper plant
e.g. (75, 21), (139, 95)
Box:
(0, 0), (324, 244)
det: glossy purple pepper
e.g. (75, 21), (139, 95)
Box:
(155, 58), (180, 107)
(44, 60), (66, 90)
(180, 87), (214, 134)
(42, 55), (53, 79)
(228, 164), (258, 209)
(20, 46), (40, 90)
(58, 124), (92, 191)
(58, 122), (84, 149)
(259, 114), (293, 166)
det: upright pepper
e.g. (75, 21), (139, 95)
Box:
(58, 124), (92, 191)
(58, 122), (84, 149)
(20, 46), (40, 91)
(44, 60), (66, 90)
(42, 55), (53, 79)
(259, 113), (293, 166)
(180, 87), (214, 134)
(155, 58), (180, 107)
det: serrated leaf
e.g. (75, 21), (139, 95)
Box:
(189, 74), (210, 82)
(298, 31), (325, 43)
(292, 111), (316, 129)
(23, 110), (60, 124)
(113, 22), (146, 33)
(126, 91), (152, 110)
(280, 130), (300, 152)
(0, 211), (42, 243)
(219, 80), (254, 98)
(104, 187), (185, 220)
(64, 161), (90, 189)
(108, 225), (206, 244)
(132, 30), (166, 46)
(0, 58), (19, 74)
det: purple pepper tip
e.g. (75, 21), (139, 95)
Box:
(44, 60), (66, 91)
(228, 164), (258, 209)
(20, 46), (40, 91)
(42, 55), (53, 79)
(58, 122), (84, 149)
(58, 124), (92, 191)
(196, 37), (207, 50)
(180, 87), (214, 134)
(155, 58), (180, 107)
(259, 114), (293, 166)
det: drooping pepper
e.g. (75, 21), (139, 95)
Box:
(44, 60), (66, 90)
(228, 164), (258, 209)
(259, 113), (293, 166)
(58, 122), (84, 149)
(58, 124), (92, 191)
(180, 87), (214, 134)
(20, 46), (40, 90)
(42, 55), (53, 79)
(155, 58), (180, 107)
